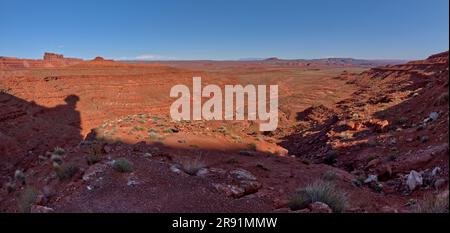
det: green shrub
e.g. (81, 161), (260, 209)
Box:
(134, 126), (145, 131)
(323, 151), (338, 165)
(53, 147), (65, 156)
(56, 163), (79, 180)
(50, 154), (63, 165)
(288, 181), (347, 212)
(14, 170), (26, 184)
(86, 153), (102, 165)
(339, 131), (353, 140)
(415, 193), (449, 213)
(112, 158), (134, 173)
(322, 171), (338, 181)
(247, 142), (257, 151)
(86, 142), (104, 165)
(436, 92), (449, 105)
(18, 186), (38, 213)
(180, 157), (206, 176)
(5, 181), (15, 193)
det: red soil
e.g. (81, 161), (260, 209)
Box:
(0, 52), (448, 213)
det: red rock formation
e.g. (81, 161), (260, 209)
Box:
(0, 53), (83, 69)
(93, 56), (105, 61)
(43, 52), (64, 60)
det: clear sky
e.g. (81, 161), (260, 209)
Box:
(0, 0), (448, 60)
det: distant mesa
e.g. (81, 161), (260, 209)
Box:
(93, 56), (105, 61)
(43, 52), (83, 64)
(265, 57), (281, 61)
(43, 52), (64, 60)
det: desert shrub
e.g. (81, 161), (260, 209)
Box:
(322, 171), (338, 181)
(436, 92), (449, 105)
(239, 150), (253, 156)
(5, 181), (15, 193)
(56, 163), (79, 180)
(86, 142), (104, 165)
(323, 151), (338, 165)
(226, 157), (239, 164)
(112, 158), (134, 173)
(148, 132), (160, 140)
(397, 116), (409, 125)
(86, 153), (102, 165)
(14, 170), (26, 184)
(352, 176), (366, 187)
(179, 157), (206, 176)
(247, 142), (257, 151)
(163, 127), (179, 133)
(214, 126), (228, 134)
(134, 126), (145, 131)
(288, 181), (347, 212)
(50, 154), (63, 165)
(53, 147), (65, 156)
(415, 193), (449, 213)
(18, 186), (38, 213)
(339, 131), (353, 140)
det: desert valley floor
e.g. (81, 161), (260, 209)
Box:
(0, 52), (448, 213)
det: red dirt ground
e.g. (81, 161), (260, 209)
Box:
(0, 52), (448, 213)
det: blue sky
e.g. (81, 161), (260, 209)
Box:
(0, 0), (448, 60)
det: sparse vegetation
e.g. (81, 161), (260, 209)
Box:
(214, 126), (228, 134)
(435, 92), (449, 105)
(50, 154), (63, 165)
(288, 181), (347, 212)
(226, 157), (239, 164)
(50, 146), (66, 165)
(18, 186), (38, 213)
(163, 127), (179, 133)
(323, 151), (338, 165)
(247, 142), (257, 151)
(56, 162), (79, 180)
(86, 141), (104, 165)
(339, 131), (353, 140)
(179, 157), (206, 176)
(351, 176), (366, 187)
(397, 116), (408, 125)
(322, 171), (338, 181)
(148, 131), (160, 140)
(86, 153), (102, 165)
(134, 126), (145, 131)
(112, 158), (134, 173)
(53, 147), (65, 156)
(5, 180), (15, 193)
(231, 135), (242, 143)
(14, 170), (26, 184)
(415, 193), (449, 213)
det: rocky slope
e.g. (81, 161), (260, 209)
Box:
(0, 52), (448, 213)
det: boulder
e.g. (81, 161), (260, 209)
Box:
(406, 170), (423, 191)
(213, 183), (245, 198)
(82, 163), (107, 182)
(229, 168), (257, 181)
(195, 168), (209, 177)
(308, 202), (332, 213)
(30, 205), (54, 213)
